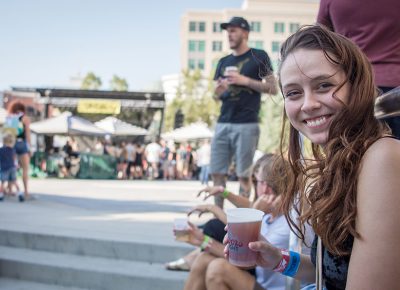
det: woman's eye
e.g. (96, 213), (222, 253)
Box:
(317, 83), (333, 90)
(284, 91), (301, 98)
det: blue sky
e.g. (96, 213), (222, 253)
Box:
(0, 0), (242, 91)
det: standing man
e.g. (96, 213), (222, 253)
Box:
(211, 16), (277, 208)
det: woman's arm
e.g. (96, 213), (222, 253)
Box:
(346, 138), (400, 289)
(23, 116), (31, 147)
(198, 186), (251, 208)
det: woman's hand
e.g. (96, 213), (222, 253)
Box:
(197, 186), (225, 201)
(187, 204), (218, 218)
(252, 194), (282, 214)
(223, 225), (281, 269)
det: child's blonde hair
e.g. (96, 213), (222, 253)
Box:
(3, 134), (15, 147)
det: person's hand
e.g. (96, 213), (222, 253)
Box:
(248, 236), (282, 269)
(215, 77), (229, 97)
(252, 194), (282, 214)
(187, 204), (217, 218)
(223, 225), (281, 269)
(225, 71), (250, 86)
(187, 221), (205, 247)
(197, 186), (225, 201)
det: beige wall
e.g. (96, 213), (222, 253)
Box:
(181, 0), (319, 77)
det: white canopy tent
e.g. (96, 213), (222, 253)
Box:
(162, 121), (214, 142)
(30, 112), (107, 136)
(95, 116), (148, 136)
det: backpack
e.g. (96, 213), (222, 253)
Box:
(3, 114), (24, 137)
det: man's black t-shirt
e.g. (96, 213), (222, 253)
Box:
(214, 48), (273, 123)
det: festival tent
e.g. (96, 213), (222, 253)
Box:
(162, 121), (214, 142)
(95, 116), (148, 136)
(30, 112), (107, 136)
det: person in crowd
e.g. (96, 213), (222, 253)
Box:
(160, 139), (171, 180)
(133, 143), (144, 179)
(182, 154), (296, 290)
(317, 0), (400, 138)
(196, 139), (211, 185)
(117, 141), (128, 179)
(6, 101), (31, 200)
(176, 143), (187, 180)
(144, 138), (162, 179)
(211, 16), (278, 208)
(125, 140), (136, 180)
(227, 25), (400, 290)
(0, 134), (22, 201)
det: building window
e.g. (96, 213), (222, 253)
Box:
(188, 40), (206, 52)
(250, 21), (261, 32)
(198, 59), (205, 70)
(272, 41), (280, 53)
(188, 59), (196, 70)
(199, 22), (206, 32)
(212, 59), (219, 69)
(198, 40), (205, 52)
(188, 40), (196, 52)
(213, 22), (222, 33)
(274, 22), (285, 34)
(290, 23), (300, 33)
(249, 40), (264, 49)
(212, 41), (222, 51)
(189, 21), (196, 32)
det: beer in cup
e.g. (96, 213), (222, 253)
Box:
(226, 208), (264, 268)
(224, 66), (239, 77)
(173, 218), (190, 242)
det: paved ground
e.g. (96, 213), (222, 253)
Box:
(0, 178), (239, 245)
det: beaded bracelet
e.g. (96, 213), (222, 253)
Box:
(273, 249), (301, 277)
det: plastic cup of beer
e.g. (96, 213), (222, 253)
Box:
(224, 66), (239, 77)
(173, 218), (190, 242)
(226, 208), (264, 268)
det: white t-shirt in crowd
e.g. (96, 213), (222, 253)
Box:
(145, 142), (161, 163)
(196, 143), (211, 167)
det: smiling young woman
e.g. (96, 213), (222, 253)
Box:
(236, 25), (400, 290)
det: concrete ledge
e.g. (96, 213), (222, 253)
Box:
(0, 229), (192, 264)
(0, 246), (187, 290)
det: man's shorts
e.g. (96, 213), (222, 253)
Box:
(1, 168), (17, 182)
(210, 123), (260, 178)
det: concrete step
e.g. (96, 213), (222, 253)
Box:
(0, 278), (88, 290)
(0, 229), (191, 264)
(0, 245), (188, 290)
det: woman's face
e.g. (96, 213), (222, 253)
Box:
(280, 49), (350, 146)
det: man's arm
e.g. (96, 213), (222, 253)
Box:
(226, 71), (278, 95)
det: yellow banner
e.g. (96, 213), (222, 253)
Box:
(77, 99), (121, 114)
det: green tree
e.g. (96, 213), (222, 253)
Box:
(81, 72), (102, 90)
(164, 69), (220, 131)
(110, 75), (129, 91)
(258, 95), (286, 153)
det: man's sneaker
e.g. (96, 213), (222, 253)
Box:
(18, 194), (24, 202)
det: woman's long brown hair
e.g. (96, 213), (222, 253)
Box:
(278, 25), (389, 255)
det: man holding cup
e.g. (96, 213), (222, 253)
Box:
(212, 16), (277, 208)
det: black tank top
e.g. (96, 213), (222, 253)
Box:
(310, 234), (353, 290)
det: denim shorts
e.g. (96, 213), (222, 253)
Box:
(1, 168), (17, 182)
(210, 123), (260, 177)
(15, 140), (29, 155)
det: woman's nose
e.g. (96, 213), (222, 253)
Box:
(301, 91), (321, 112)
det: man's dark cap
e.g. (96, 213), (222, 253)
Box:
(220, 17), (250, 31)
